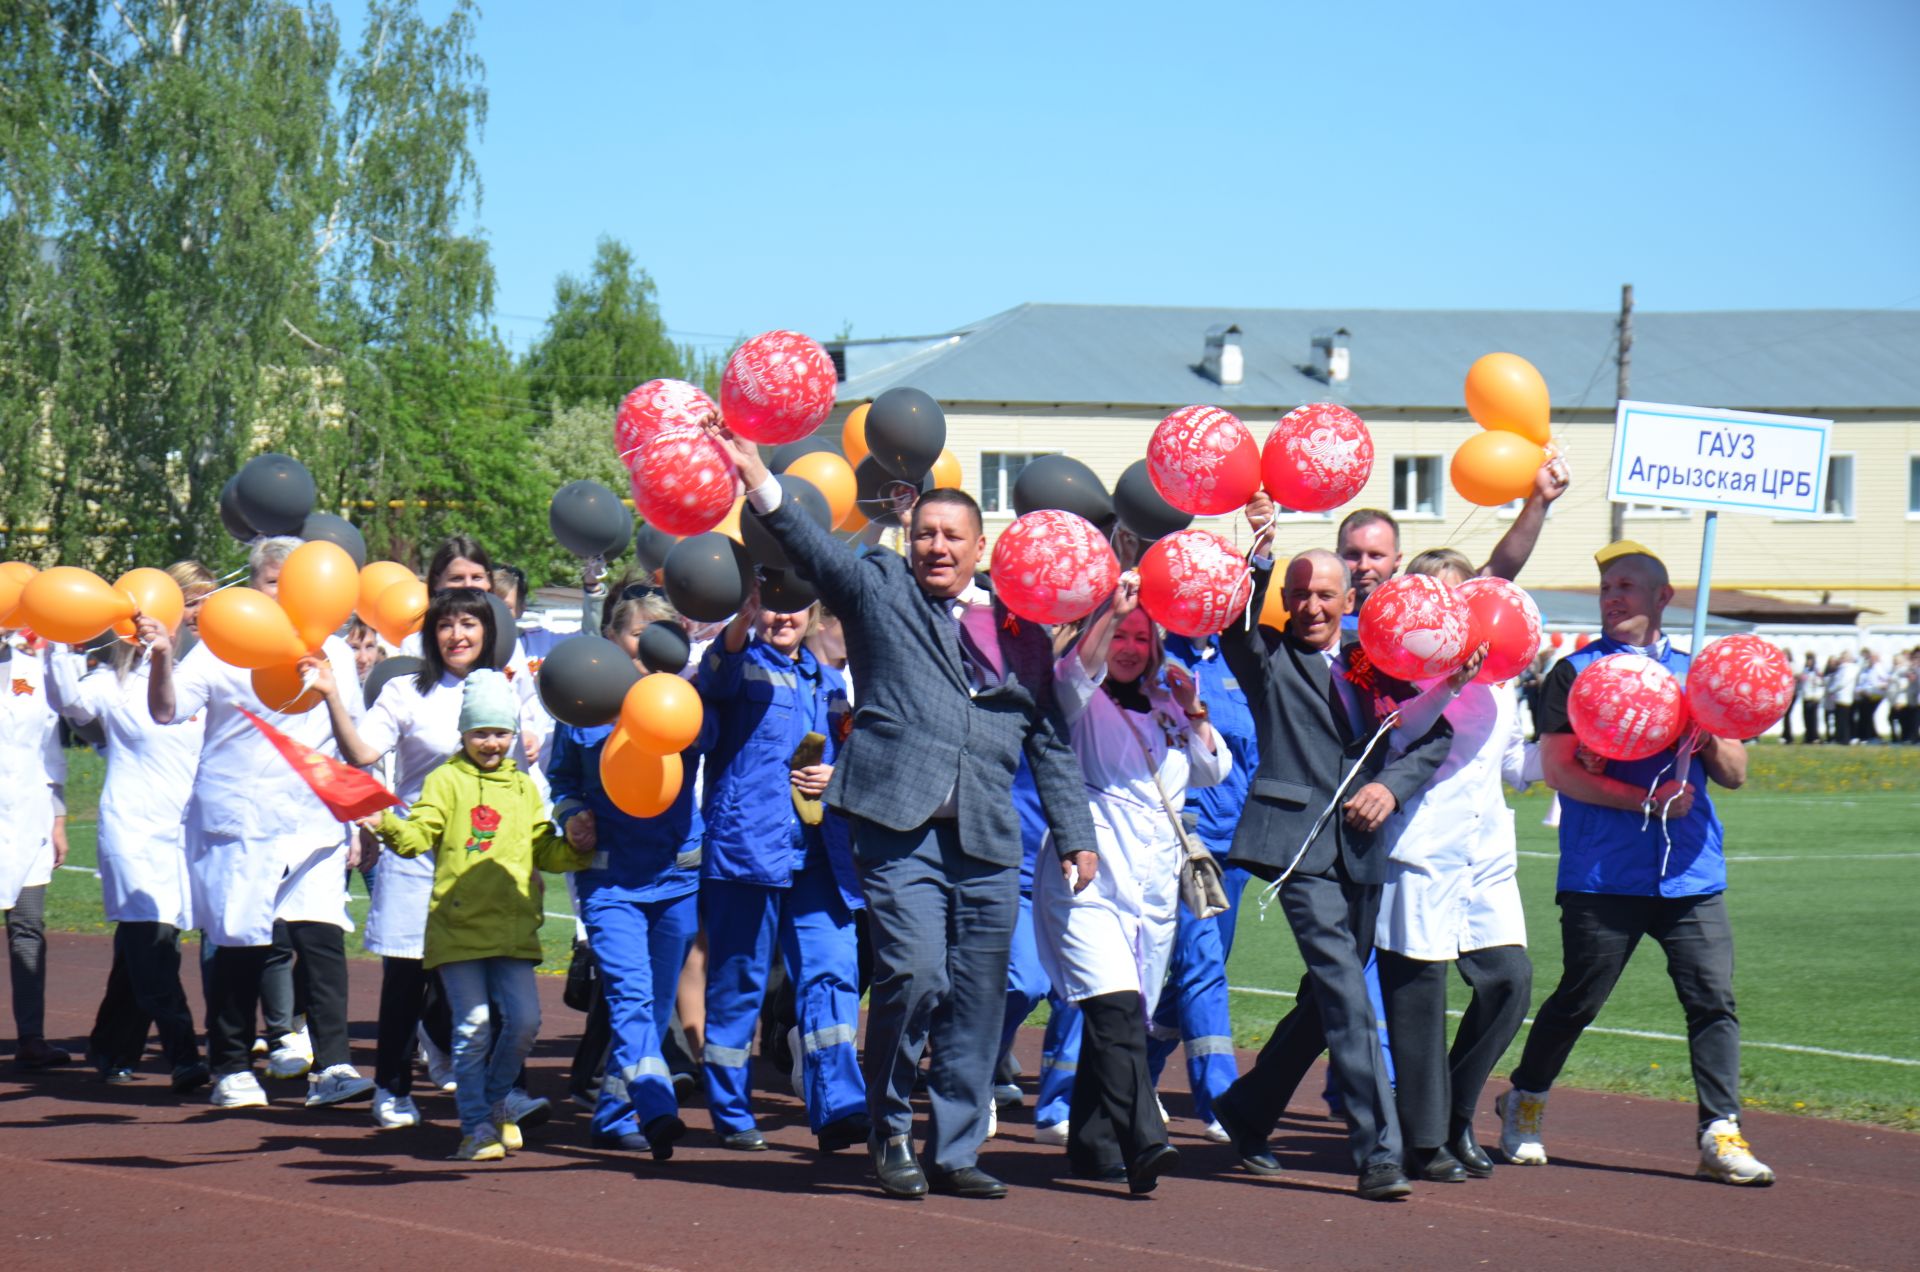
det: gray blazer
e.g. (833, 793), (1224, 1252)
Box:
(1220, 560), (1451, 885)
(762, 500), (1097, 868)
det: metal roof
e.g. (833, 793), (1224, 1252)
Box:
(834, 303), (1920, 413)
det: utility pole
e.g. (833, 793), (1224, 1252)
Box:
(1610, 283), (1633, 543)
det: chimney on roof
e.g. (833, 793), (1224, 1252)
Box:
(1201, 324), (1243, 386)
(1311, 327), (1350, 384)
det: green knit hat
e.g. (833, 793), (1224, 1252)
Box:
(458, 669), (517, 734)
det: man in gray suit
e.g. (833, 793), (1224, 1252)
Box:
(709, 422), (1099, 1201)
(1211, 514), (1452, 1201)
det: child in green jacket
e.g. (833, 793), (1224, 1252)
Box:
(367, 669), (590, 1161)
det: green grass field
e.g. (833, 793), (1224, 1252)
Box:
(42, 744), (1920, 1129)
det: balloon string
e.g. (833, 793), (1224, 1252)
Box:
(1655, 727), (1702, 879)
(1242, 512), (1275, 633)
(1256, 710), (1400, 920)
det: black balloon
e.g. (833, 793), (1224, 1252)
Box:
(1012, 455), (1113, 524)
(742, 474), (832, 570)
(632, 521), (681, 575)
(550, 480), (632, 559)
(300, 512), (367, 569)
(865, 387), (946, 481)
(362, 655), (423, 711)
(1113, 459), (1193, 542)
(854, 456), (932, 527)
(218, 476), (257, 543)
(234, 453), (316, 537)
(769, 434), (839, 474)
(537, 635), (640, 728)
(637, 620), (692, 675)
(662, 533), (754, 623)
(758, 568), (818, 613)
(483, 592), (518, 670)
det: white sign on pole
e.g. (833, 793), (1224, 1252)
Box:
(1608, 400), (1833, 518)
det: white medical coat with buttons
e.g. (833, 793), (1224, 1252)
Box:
(0, 647), (64, 910)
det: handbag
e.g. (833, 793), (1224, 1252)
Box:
(562, 938), (597, 1012)
(1122, 712), (1231, 921)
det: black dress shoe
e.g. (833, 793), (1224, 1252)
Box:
(171, 1062), (212, 1095)
(1410, 1145), (1468, 1183)
(1450, 1127), (1494, 1178)
(1070, 1161), (1128, 1183)
(718, 1128), (768, 1151)
(1127, 1142), (1181, 1195)
(1211, 1096), (1283, 1176)
(817, 1113), (871, 1154)
(641, 1114), (687, 1161)
(98, 1064), (135, 1085)
(1357, 1161), (1413, 1201)
(590, 1130), (653, 1153)
(927, 1166), (1008, 1199)
(14, 1038), (70, 1070)
(873, 1134), (927, 1199)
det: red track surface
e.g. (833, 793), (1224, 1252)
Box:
(3, 932), (1913, 1270)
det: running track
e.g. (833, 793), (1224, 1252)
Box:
(3, 933), (1913, 1270)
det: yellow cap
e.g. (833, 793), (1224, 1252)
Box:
(1594, 540), (1662, 570)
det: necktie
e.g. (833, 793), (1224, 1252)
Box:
(1326, 658), (1357, 743)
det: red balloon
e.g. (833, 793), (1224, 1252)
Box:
(1455, 576), (1542, 684)
(720, 330), (838, 445)
(1574, 633), (1594, 651)
(615, 379), (718, 466)
(1549, 632), (1566, 649)
(629, 424), (739, 537)
(989, 510), (1119, 625)
(1686, 635), (1794, 739)
(1357, 574), (1474, 682)
(1137, 529), (1253, 638)
(1260, 403), (1375, 513)
(1146, 406), (1262, 516)
(1568, 653), (1689, 761)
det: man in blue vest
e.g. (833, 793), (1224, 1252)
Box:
(1498, 541), (1773, 1186)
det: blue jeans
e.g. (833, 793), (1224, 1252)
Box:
(581, 890), (698, 1137)
(438, 958), (541, 1136)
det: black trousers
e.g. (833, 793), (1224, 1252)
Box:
(1378, 945), (1531, 1151)
(88, 921), (201, 1072)
(1800, 699), (1822, 742)
(1511, 892), (1739, 1126)
(374, 956), (453, 1095)
(1830, 702), (1853, 745)
(261, 921), (298, 1039)
(1068, 991), (1166, 1176)
(1855, 697), (1882, 742)
(206, 922), (351, 1076)
(6, 883), (48, 1040)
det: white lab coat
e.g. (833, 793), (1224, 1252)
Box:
(46, 649), (202, 927)
(357, 669), (466, 959)
(1377, 680), (1537, 961)
(0, 645), (64, 911)
(169, 635), (362, 947)
(1034, 655), (1231, 1010)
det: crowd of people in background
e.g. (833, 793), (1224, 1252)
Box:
(1782, 648), (1920, 746)
(0, 428), (1803, 1197)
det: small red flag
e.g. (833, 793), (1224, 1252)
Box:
(239, 707), (402, 822)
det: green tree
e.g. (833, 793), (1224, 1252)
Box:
(522, 237), (715, 410)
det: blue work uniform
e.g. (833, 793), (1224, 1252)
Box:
(549, 720), (707, 1140)
(697, 636), (866, 1135)
(997, 759), (1081, 1130)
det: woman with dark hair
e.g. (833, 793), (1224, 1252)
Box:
(425, 537), (494, 594)
(307, 587), (544, 1135)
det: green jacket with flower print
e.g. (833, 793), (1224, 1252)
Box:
(374, 751), (591, 970)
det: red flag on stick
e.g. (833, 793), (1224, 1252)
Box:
(239, 708), (402, 822)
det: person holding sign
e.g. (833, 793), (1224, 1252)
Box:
(1497, 541), (1773, 1186)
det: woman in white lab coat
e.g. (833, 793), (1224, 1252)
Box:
(141, 537), (373, 1112)
(1, 627), (70, 1070)
(1034, 575), (1231, 1194)
(46, 563), (212, 1090)
(1376, 548), (1541, 1184)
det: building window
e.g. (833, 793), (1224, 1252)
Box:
(1910, 603), (1920, 625)
(1624, 500), (1690, 519)
(1823, 454), (1855, 518)
(1908, 455), (1919, 516)
(979, 452), (1052, 514)
(1391, 456), (1444, 518)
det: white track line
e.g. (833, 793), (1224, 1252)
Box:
(1515, 851), (1920, 863)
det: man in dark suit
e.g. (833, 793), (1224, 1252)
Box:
(1210, 511), (1452, 1201)
(709, 422), (1099, 1201)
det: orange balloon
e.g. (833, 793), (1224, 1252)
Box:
(619, 672), (704, 756)
(371, 577), (429, 647)
(111, 568), (185, 641)
(930, 448), (962, 491)
(786, 451), (858, 530)
(1451, 431), (1547, 507)
(0, 561), (39, 626)
(279, 540), (360, 650)
(357, 561), (417, 621)
(841, 403), (872, 468)
(17, 567), (135, 645)
(1464, 352), (1551, 446)
(251, 661), (324, 714)
(716, 496), (745, 545)
(197, 587), (307, 669)
(599, 726), (684, 818)
(1258, 577), (1288, 630)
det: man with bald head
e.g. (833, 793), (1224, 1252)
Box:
(1209, 509), (1453, 1200)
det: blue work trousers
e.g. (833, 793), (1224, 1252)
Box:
(1147, 864), (1252, 1124)
(582, 891), (697, 1138)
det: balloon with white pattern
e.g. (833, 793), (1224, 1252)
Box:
(989, 509), (1120, 626)
(615, 379), (718, 467)
(1261, 403), (1375, 513)
(1357, 573), (1474, 681)
(1146, 406), (1263, 516)
(1136, 528), (1253, 638)
(1686, 634), (1794, 739)
(1568, 653), (1689, 761)
(720, 330), (839, 446)
(629, 424), (740, 537)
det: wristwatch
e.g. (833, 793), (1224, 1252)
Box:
(1185, 702), (1210, 722)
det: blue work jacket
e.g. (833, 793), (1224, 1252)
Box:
(1165, 633), (1260, 856)
(549, 720), (707, 905)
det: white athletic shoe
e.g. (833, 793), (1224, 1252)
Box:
(265, 1026), (314, 1080)
(1033, 1120), (1069, 1146)
(1497, 1087), (1550, 1165)
(1697, 1117), (1775, 1186)
(986, 1098), (998, 1139)
(209, 1070), (269, 1109)
(251, 1036), (270, 1056)
(371, 1087), (421, 1129)
(1203, 1119), (1232, 1144)
(305, 1064), (376, 1107)
(1156, 1095), (1170, 1123)
(787, 1025), (805, 1105)
(418, 1026), (456, 1092)
(993, 1082), (1024, 1109)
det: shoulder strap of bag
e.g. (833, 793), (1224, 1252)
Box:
(1118, 709), (1210, 864)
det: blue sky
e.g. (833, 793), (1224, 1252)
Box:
(348, 1), (1920, 354)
